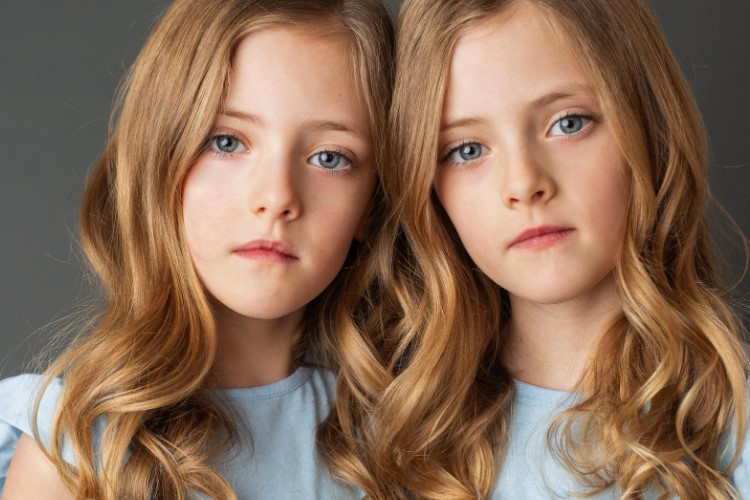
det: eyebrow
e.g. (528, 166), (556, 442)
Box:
(301, 120), (364, 138)
(219, 108), (365, 138)
(440, 117), (485, 134)
(439, 83), (597, 134)
(220, 108), (265, 125)
(528, 83), (597, 110)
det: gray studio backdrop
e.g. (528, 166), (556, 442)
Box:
(1, 1), (748, 377)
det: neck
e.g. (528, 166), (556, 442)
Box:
(209, 301), (303, 389)
(505, 272), (621, 392)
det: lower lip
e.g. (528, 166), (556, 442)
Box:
(234, 249), (298, 263)
(511, 229), (575, 250)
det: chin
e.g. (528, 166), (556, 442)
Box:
(514, 291), (578, 306)
(215, 292), (309, 320)
(507, 270), (616, 306)
(505, 277), (591, 306)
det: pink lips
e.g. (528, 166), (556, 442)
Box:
(233, 239), (298, 263)
(510, 226), (575, 250)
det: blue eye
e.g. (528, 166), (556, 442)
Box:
(549, 115), (591, 136)
(308, 150), (352, 170)
(445, 142), (487, 165)
(210, 134), (248, 155)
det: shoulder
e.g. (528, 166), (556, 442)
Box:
(726, 376), (750, 494)
(727, 420), (750, 495)
(307, 364), (337, 392)
(0, 374), (62, 442)
(301, 365), (339, 413)
(2, 433), (73, 499)
(0, 374), (63, 491)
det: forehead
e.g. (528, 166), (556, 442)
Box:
(444, 3), (595, 117)
(222, 25), (370, 134)
(230, 25), (353, 93)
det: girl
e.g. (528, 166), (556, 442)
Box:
(0, 0), (393, 498)
(373, 0), (750, 498)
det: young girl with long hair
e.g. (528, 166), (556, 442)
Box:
(368, 0), (750, 497)
(0, 0), (393, 498)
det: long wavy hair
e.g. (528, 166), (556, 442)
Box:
(32, 0), (393, 498)
(378, 0), (749, 498)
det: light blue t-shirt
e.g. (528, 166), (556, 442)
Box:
(3, 373), (750, 498)
(0, 367), (361, 499)
(492, 379), (750, 499)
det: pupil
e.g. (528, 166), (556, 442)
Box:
(218, 136), (235, 152)
(321, 152), (339, 168)
(459, 143), (479, 161)
(562, 117), (582, 133)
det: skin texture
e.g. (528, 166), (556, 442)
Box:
(2, 434), (72, 500)
(184, 27), (375, 388)
(434, 2), (630, 390)
(3, 26), (375, 497)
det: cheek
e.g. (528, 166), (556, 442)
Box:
(181, 165), (238, 261)
(435, 169), (463, 222)
(183, 199), (217, 261)
(320, 179), (373, 238)
(434, 169), (487, 244)
(576, 157), (631, 248)
(601, 155), (630, 219)
(303, 171), (376, 257)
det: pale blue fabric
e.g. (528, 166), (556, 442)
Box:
(491, 379), (750, 499)
(4, 372), (749, 498)
(0, 367), (361, 499)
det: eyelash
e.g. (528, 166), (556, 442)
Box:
(308, 147), (356, 176)
(440, 139), (488, 168)
(439, 111), (596, 164)
(547, 111), (595, 138)
(205, 134), (356, 174)
(206, 134), (249, 159)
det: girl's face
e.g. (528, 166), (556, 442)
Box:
(434, 3), (630, 306)
(183, 27), (375, 320)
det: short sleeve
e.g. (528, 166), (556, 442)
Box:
(0, 374), (62, 491)
(723, 374), (750, 495)
(729, 409), (750, 495)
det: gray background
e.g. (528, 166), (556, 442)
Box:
(1, 1), (748, 377)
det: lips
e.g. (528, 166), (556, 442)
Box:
(510, 226), (575, 250)
(233, 239), (298, 262)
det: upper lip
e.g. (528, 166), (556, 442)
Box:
(234, 239), (298, 258)
(510, 225), (573, 247)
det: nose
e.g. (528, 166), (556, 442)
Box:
(251, 157), (301, 221)
(500, 144), (555, 209)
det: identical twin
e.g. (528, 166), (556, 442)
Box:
(1, 0), (748, 498)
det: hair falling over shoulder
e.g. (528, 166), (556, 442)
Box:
(381, 0), (749, 498)
(32, 0), (394, 498)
